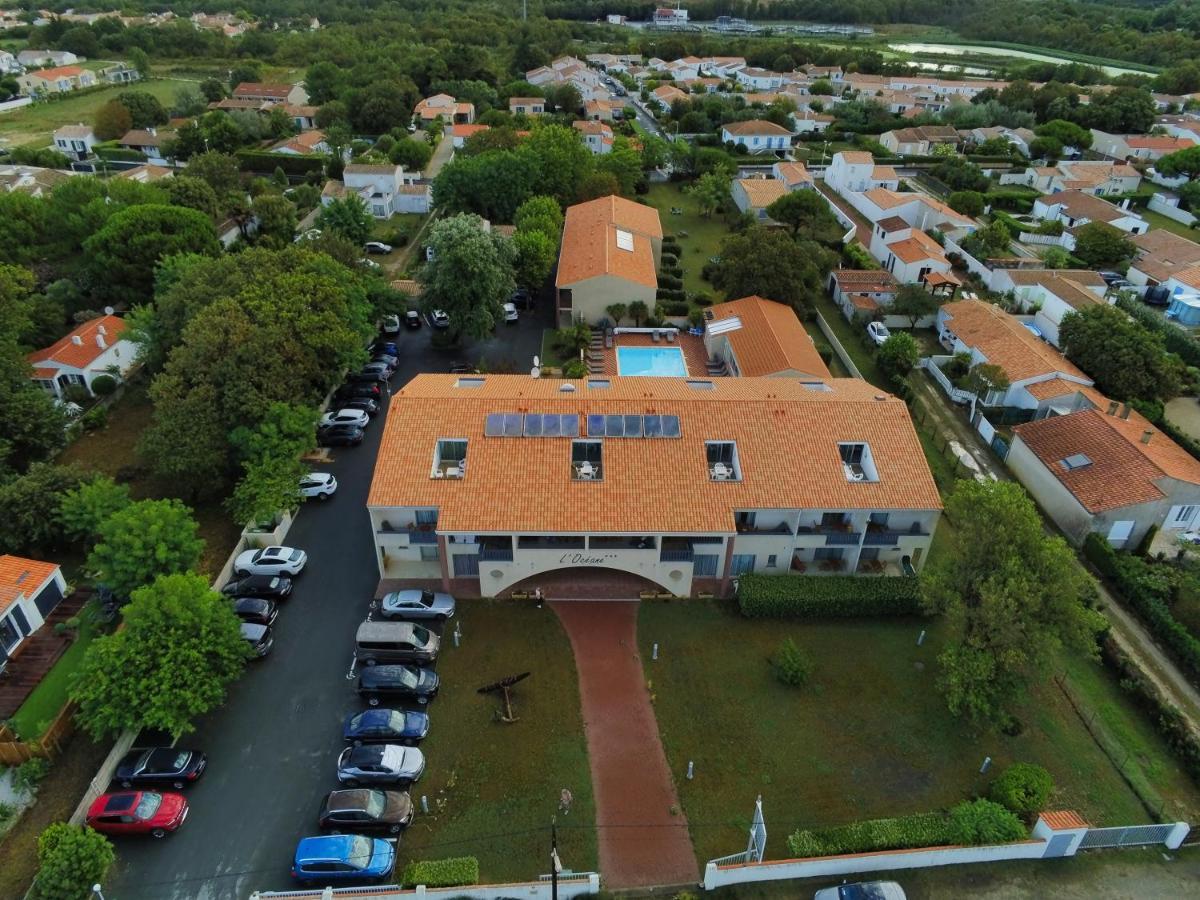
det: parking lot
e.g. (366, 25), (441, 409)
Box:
(107, 305), (550, 899)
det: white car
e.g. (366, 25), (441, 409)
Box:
(503, 302), (518, 322)
(866, 322), (891, 347)
(299, 473), (337, 500)
(234, 546), (307, 576)
(358, 258), (382, 270)
(321, 409), (370, 429)
(814, 881), (905, 900)
(431, 310), (450, 329)
(293, 227), (321, 243)
(381, 315), (400, 335)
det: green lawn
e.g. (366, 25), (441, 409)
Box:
(396, 601), (596, 881)
(1141, 208), (1198, 241)
(0, 77), (194, 149)
(644, 182), (728, 299)
(639, 600), (1198, 867)
(809, 290), (886, 387)
(8, 603), (102, 740)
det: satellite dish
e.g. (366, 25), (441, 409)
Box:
(533, 355), (541, 368)
(103, 306), (114, 315)
(531, 366), (541, 378)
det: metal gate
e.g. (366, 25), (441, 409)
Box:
(1078, 823), (1181, 849)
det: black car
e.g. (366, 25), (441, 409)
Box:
(1143, 285), (1171, 307)
(510, 288), (532, 309)
(347, 369), (388, 385)
(357, 665), (440, 707)
(334, 383), (382, 403)
(340, 396), (381, 418)
(242, 622), (274, 657)
(222, 574), (293, 600)
(114, 747), (207, 790)
(318, 424), (365, 447)
(404, 310), (421, 330)
(448, 363), (478, 374)
(232, 596), (278, 626)
(319, 789), (414, 835)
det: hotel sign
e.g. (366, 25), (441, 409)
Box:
(558, 552), (619, 566)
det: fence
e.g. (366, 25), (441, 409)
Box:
(1017, 231), (1070, 248)
(0, 96), (32, 115)
(0, 699), (79, 765)
(919, 357), (976, 406)
(249, 873), (601, 900)
(1078, 823), (1187, 850)
(1148, 193), (1197, 226)
(813, 312), (863, 379)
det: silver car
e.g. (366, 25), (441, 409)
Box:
(814, 882), (906, 900)
(379, 589), (456, 621)
(336, 744), (425, 786)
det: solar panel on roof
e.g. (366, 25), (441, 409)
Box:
(643, 415), (662, 437)
(503, 414), (522, 436)
(541, 414), (559, 437)
(624, 414), (642, 437)
(661, 415), (681, 437)
(484, 413), (506, 436)
(561, 414), (580, 436)
(587, 414), (605, 436)
(605, 414), (625, 437)
(707, 316), (742, 335)
(524, 414), (543, 436)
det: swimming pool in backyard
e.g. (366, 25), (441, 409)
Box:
(615, 346), (689, 377)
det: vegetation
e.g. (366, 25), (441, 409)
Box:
(418, 214), (516, 344)
(31, 824), (114, 900)
(1060, 304), (1186, 403)
(738, 572), (923, 617)
(769, 638), (814, 687)
(1071, 222), (1137, 269)
(712, 226), (835, 315)
(400, 857), (480, 888)
(990, 763), (1055, 817)
(87, 498), (204, 599)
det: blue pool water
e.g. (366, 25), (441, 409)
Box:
(616, 346), (689, 377)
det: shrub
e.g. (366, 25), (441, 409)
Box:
(989, 763), (1053, 816)
(32, 824), (115, 900)
(14, 757), (51, 792)
(770, 638), (814, 687)
(738, 573), (923, 618)
(89, 374), (117, 396)
(659, 274), (682, 290)
(948, 799), (1027, 845)
(786, 811), (955, 857)
(562, 359), (586, 378)
(80, 406), (108, 433)
(400, 856), (479, 888)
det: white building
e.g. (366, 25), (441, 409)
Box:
(0, 556), (69, 663)
(720, 119), (792, 154)
(989, 269), (1110, 348)
(17, 49), (79, 67)
(27, 314), (138, 399)
(53, 123), (97, 161)
(573, 120), (613, 155)
(324, 164), (430, 217)
(1032, 190), (1148, 236)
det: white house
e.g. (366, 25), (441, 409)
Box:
(0, 49), (18, 74)
(735, 67), (784, 91)
(720, 119), (792, 154)
(413, 93), (475, 124)
(17, 49), (79, 67)
(1126, 230), (1200, 289)
(869, 215), (959, 288)
(0, 556), (69, 663)
(989, 269), (1110, 348)
(731, 177), (787, 219)
(18, 64), (95, 95)
(828, 269), (904, 325)
(53, 123), (97, 161)
(1000, 160), (1141, 196)
(1032, 190), (1148, 236)
(270, 129), (331, 155)
(27, 314), (138, 399)
(824, 151), (900, 194)
(231, 82), (309, 106)
(573, 120), (613, 155)
(509, 97), (545, 116)
(325, 164), (430, 217)
(791, 109), (834, 135)
(960, 126), (1036, 156)
(1090, 129), (1195, 162)
(772, 161), (812, 191)
(879, 125), (959, 156)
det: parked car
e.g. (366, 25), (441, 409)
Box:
(1143, 285), (1170, 307)
(814, 881), (906, 900)
(431, 310), (450, 328)
(378, 588), (456, 622)
(373, 341), (398, 356)
(355, 620), (440, 666)
(362, 361), (395, 379)
(114, 749), (206, 790)
(503, 302), (518, 322)
(372, 349), (399, 366)
(866, 321), (891, 346)
(364, 241), (393, 255)
(1097, 270), (1123, 285)
(318, 424), (366, 447)
(234, 546), (307, 577)
(293, 834), (395, 883)
(357, 664), (440, 707)
(319, 789), (414, 834)
(405, 310), (422, 330)
(359, 258), (382, 271)
(232, 596), (278, 626)
(345, 370), (388, 385)
(343, 708), (430, 745)
(510, 287), (532, 309)
(86, 791), (188, 838)
(300, 472), (338, 500)
(339, 396), (380, 418)
(334, 383), (382, 403)
(242, 622), (274, 657)
(321, 409), (370, 430)
(381, 315), (400, 335)
(337, 744), (425, 786)
(221, 574), (293, 600)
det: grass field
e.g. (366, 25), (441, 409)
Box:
(0, 77), (193, 149)
(396, 600), (596, 881)
(8, 603), (102, 740)
(810, 290), (887, 387)
(639, 600), (1200, 867)
(644, 182), (728, 300)
(1142, 208), (1198, 241)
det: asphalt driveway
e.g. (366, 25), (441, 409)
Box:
(106, 306), (552, 899)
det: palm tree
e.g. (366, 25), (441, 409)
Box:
(628, 300), (649, 326)
(606, 303), (628, 326)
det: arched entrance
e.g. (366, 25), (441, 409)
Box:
(501, 567), (666, 600)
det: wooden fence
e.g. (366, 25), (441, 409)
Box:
(0, 699), (78, 766)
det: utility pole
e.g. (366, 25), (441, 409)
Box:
(551, 819), (561, 900)
(523, 0), (527, 21)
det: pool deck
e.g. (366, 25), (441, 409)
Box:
(602, 332), (711, 378)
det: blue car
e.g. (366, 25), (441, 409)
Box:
(293, 834), (395, 883)
(344, 709), (429, 746)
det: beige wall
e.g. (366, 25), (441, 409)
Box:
(566, 274), (657, 325)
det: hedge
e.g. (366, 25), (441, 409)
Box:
(787, 812), (953, 857)
(235, 149), (328, 176)
(1115, 295), (1200, 370)
(400, 857), (479, 888)
(737, 572), (923, 618)
(96, 147), (147, 162)
(1083, 534), (1200, 682)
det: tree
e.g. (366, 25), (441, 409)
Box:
(527, 125), (595, 206)
(948, 800), (1026, 845)
(1060, 304), (1185, 402)
(87, 499), (204, 599)
(418, 214), (516, 342)
(59, 476), (131, 546)
(687, 170), (731, 218)
(1040, 246), (1072, 268)
(93, 99), (132, 141)
(252, 194), (298, 249)
(712, 227), (835, 313)
(31, 824), (114, 900)
(765, 190), (842, 242)
(71, 573), (249, 739)
(628, 300), (649, 326)
(348, 79), (418, 134)
(84, 205), (220, 301)
(164, 176), (221, 219)
(303, 61), (344, 105)
(514, 195), (562, 239)
(772, 53), (796, 73)
(962, 220), (1013, 260)
(199, 78), (226, 103)
(576, 171), (620, 202)
(1028, 136), (1063, 162)
(1081, 86), (1156, 134)
(116, 91), (169, 129)
(877, 332), (919, 383)
(171, 86), (206, 118)
(596, 137), (642, 196)
(316, 195), (373, 246)
(990, 763), (1054, 817)
(184, 152), (242, 196)
(1072, 222), (1136, 269)
(891, 284), (941, 328)
(389, 137), (433, 172)
(0, 463), (84, 554)
(948, 190), (985, 218)
(605, 303), (628, 326)
(432, 150), (540, 222)
(932, 157), (989, 193)
(1156, 145), (1200, 180)
(543, 82), (582, 115)
(963, 362), (1010, 400)
(512, 228), (556, 290)
(229, 63), (261, 90)
(923, 480), (1105, 730)
(1034, 118), (1092, 150)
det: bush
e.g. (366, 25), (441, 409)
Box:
(235, 149), (327, 177)
(32, 824), (115, 900)
(659, 274), (682, 290)
(948, 799), (1027, 844)
(89, 374), (117, 396)
(1116, 295), (1200, 370)
(79, 406), (107, 433)
(14, 757), (51, 792)
(658, 300), (689, 316)
(562, 359), (586, 378)
(989, 763), (1054, 816)
(738, 572), (923, 618)
(400, 856), (479, 888)
(770, 638), (814, 687)
(786, 811), (955, 857)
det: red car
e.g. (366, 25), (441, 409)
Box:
(86, 791), (188, 838)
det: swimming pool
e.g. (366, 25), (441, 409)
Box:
(616, 346), (689, 377)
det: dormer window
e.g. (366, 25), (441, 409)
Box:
(571, 440), (603, 480)
(839, 442), (878, 482)
(433, 439), (467, 478)
(1060, 453), (1092, 471)
(706, 441), (742, 481)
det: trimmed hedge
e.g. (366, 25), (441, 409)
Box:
(737, 572), (923, 618)
(787, 812), (952, 857)
(235, 149), (328, 176)
(96, 146), (147, 162)
(1084, 534), (1200, 682)
(400, 857), (479, 888)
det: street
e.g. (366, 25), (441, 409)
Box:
(106, 308), (549, 900)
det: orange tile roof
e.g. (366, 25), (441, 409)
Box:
(832, 270), (899, 293)
(887, 230), (946, 265)
(556, 195), (662, 290)
(233, 82), (291, 98)
(774, 162), (811, 186)
(862, 188), (909, 210)
(1126, 135), (1194, 151)
(0, 555), (59, 615)
(723, 119), (793, 137)
(836, 151), (874, 164)
(1023, 377), (1101, 402)
(872, 165), (898, 181)
(451, 124), (489, 138)
(708, 296), (831, 379)
(367, 374), (942, 533)
(736, 178), (787, 209)
(1039, 811), (1090, 831)
(940, 300), (1088, 384)
(29, 65), (85, 79)
(27, 315), (126, 371)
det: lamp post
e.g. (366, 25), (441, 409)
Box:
(92, 886), (105, 900)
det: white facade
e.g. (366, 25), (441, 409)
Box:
(0, 560), (68, 662)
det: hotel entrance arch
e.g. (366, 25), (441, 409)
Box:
(500, 567), (675, 600)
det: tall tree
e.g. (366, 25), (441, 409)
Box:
(687, 170), (730, 218)
(418, 214), (516, 343)
(1060, 304), (1185, 402)
(765, 190), (842, 242)
(890, 284), (941, 328)
(1071, 222), (1137, 269)
(526, 125), (595, 206)
(84, 205), (220, 301)
(512, 228), (556, 290)
(0, 463), (83, 554)
(315, 195), (372, 246)
(87, 498), (204, 599)
(712, 227), (835, 312)
(116, 90), (169, 128)
(93, 99), (132, 141)
(59, 476), (132, 546)
(252, 194), (298, 249)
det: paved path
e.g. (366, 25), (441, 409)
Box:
(551, 602), (698, 889)
(422, 131), (455, 180)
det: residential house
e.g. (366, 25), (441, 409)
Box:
(791, 109), (834, 135)
(805, 66), (845, 87)
(1033, 190), (1148, 236)
(828, 269), (903, 324)
(653, 7), (689, 26)
(28, 314), (137, 399)
(702, 56), (748, 78)
(584, 98), (627, 122)
(324, 164), (430, 217)
(1000, 160), (1141, 196)
(118, 128), (173, 165)
(509, 97), (545, 116)
(731, 177), (787, 219)
(1157, 115), (1200, 144)
(284, 104), (319, 130)
(856, 189), (974, 234)
(772, 161), (812, 191)
(17, 49), (79, 67)
(0, 556), (68, 664)
(117, 163), (175, 183)
(573, 120), (613, 155)
(525, 66), (556, 86)
(959, 125), (1036, 156)
(651, 84), (689, 109)
(869, 216), (959, 289)
(101, 62), (141, 84)
(449, 123), (490, 149)
(680, 77), (723, 94)
(231, 82), (308, 106)
(555, 194), (662, 326)
(413, 93), (475, 125)
(989, 269), (1110, 347)
(879, 125), (959, 156)
(720, 120), (793, 154)
(271, 130), (331, 155)
(1126, 230), (1200, 289)
(735, 67), (785, 91)
(704, 295), (831, 380)
(824, 151), (900, 194)
(1090, 129), (1195, 162)
(18, 65), (95, 95)
(0, 164), (72, 196)
(53, 123), (97, 161)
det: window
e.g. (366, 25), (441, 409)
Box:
(693, 554), (719, 577)
(1174, 505), (1198, 524)
(0, 615), (20, 653)
(766, 554), (778, 568)
(455, 377), (485, 388)
(452, 554), (480, 576)
(587, 379), (610, 389)
(433, 439), (467, 478)
(415, 509), (438, 526)
(802, 381), (832, 392)
(868, 512), (889, 527)
(706, 441), (741, 480)
(838, 443), (878, 482)
(1059, 453), (1092, 471)
(420, 545), (439, 561)
(571, 440), (603, 480)
(859, 548), (880, 561)
(730, 554), (756, 575)
(615, 229), (634, 251)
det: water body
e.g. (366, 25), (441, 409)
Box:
(888, 41), (1150, 78)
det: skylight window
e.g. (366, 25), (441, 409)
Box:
(615, 228), (634, 251)
(1060, 453), (1092, 471)
(802, 381), (833, 392)
(587, 379), (610, 389)
(686, 379), (715, 390)
(839, 442), (878, 482)
(455, 377), (485, 388)
(706, 316), (742, 335)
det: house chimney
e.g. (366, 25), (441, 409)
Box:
(71, 335), (83, 346)
(147, 126), (156, 137)
(1142, 429), (1154, 444)
(1120, 403), (1132, 420)
(1106, 400), (1119, 416)
(97, 324), (106, 335)
(95, 333), (106, 349)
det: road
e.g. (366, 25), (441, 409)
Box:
(106, 309), (550, 900)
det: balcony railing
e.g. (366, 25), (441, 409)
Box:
(825, 531), (862, 546)
(864, 527), (929, 546)
(660, 549), (694, 563)
(735, 522), (793, 536)
(479, 547), (514, 561)
(407, 529), (438, 545)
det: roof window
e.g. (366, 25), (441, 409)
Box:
(571, 440), (603, 480)
(707, 441), (742, 481)
(1060, 453), (1092, 471)
(615, 229), (634, 252)
(433, 439), (467, 479)
(455, 377), (485, 388)
(686, 379), (715, 390)
(587, 379), (610, 389)
(839, 442), (878, 483)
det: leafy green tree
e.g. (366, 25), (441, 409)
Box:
(87, 499), (204, 599)
(527, 125), (596, 206)
(1071, 222), (1137, 269)
(628, 300), (649, 326)
(84, 205), (220, 301)
(418, 214), (516, 342)
(389, 137), (433, 172)
(303, 61), (343, 105)
(59, 476), (132, 545)
(1060, 304), (1185, 402)
(433, 150), (540, 222)
(0, 463), (84, 554)
(185, 151), (243, 196)
(116, 90), (169, 129)
(31, 824), (114, 900)
(1081, 86), (1156, 134)
(71, 573), (249, 739)
(316, 195), (373, 246)
(712, 227), (835, 313)
(877, 332), (920, 383)
(164, 176), (221, 219)
(948, 190), (985, 218)
(199, 78), (226, 103)
(575, 171), (620, 202)
(512, 228), (557, 290)
(890, 284), (941, 328)
(252, 194), (298, 249)
(990, 763), (1054, 817)
(605, 303), (628, 326)
(227, 456), (306, 526)
(171, 85), (206, 118)
(1040, 246), (1072, 268)
(687, 170), (731, 218)
(948, 800), (1027, 845)
(596, 137), (643, 196)
(765, 190), (842, 242)
(230, 402), (319, 465)
(923, 480), (1105, 730)
(514, 195), (563, 239)
(962, 220), (1013, 260)
(93, 99), (132, 141)
(1156, 145), (1200, 179)
(963, 363), (1010, 399)
(137, 381), (230, 498)
(348, 79), (419, 134)
(931, 157), (989, 193)
(1028, 136), (1062, 162)
(1034, 119), (1092, 150)
(0, 191), (50, 265)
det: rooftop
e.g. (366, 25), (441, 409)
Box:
(27, 314), (126, 370)
(735, 177), (787, 209)
(707, 295), (831, 379)
(1039, 190), (1135, 225)
(0, 555), (59, 615)
(940, 300), (1089, 383)
(723, 119), (793, 137)
(556, 195), (662, 290)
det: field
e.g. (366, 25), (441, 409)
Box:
(644, 182), (728, 300)
(0, 76), (194, 149)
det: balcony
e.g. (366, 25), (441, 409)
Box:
(796, 523), (861, 545)
(376, 522), (439, 544)
(863, 525), (929, 546)
(735, 522), (793, 536)
(407, 529), (438, 545)
(479, 546), (514, 562)
(659, 549), (694, 563)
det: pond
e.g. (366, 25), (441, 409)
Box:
(888, 42), (1151, 78)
